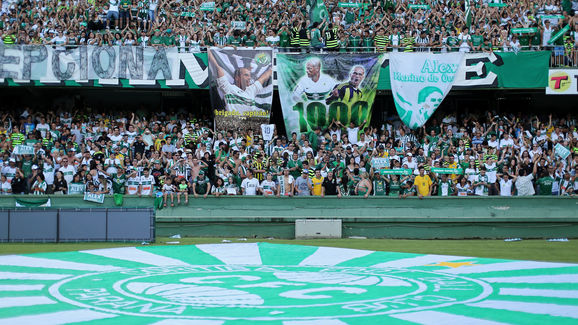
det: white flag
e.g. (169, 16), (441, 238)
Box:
(390, 52), (464, 129)
(261, 124), (275, 141)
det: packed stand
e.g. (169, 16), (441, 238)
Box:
(0, 108), (577, 200)
(1, 0), (577, 58)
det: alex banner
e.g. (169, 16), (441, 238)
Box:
(390, 52), (464, 129)
(277, 53), (382, 136)
(546, 69), (578, 95)
(208, 48), (273, 132)
(0, 45), (181, 81)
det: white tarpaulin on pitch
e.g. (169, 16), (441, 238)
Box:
(390, 52), (464, 129)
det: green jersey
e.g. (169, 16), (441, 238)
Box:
(194, 176), (210, 194)
(373, 179), (387, 196)
(112, 174), (126, 194)
(471, 34), (483, 47)
(437, 180), (454, 196)
(537, 176), (554, 195)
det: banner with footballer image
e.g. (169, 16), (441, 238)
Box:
(277, 53), (382, 136)
(208, 47), (273, 132)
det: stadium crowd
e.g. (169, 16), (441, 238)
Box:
(0, 107), (576, 203)
(0, 0), (577, 55)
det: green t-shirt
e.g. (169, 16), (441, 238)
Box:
(537, 176), (554, 195)
(112, 174), (126, 194)
(373, 179), (387, 196)
(120, 0), (131, 10)
(348, 35), (361, 50)
(279, 31), (290, 47)
(150, 36), (163, 45)
(388, 180), (401, 196)
(438, 180), (454, 196)
(194, 176), (209, 194)
(471, 34), (483, 47)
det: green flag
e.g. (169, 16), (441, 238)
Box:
(465, 0), (472, 28)
(309, 0), (329, 24)
(548, 24), (570, 44)
(15, 198), (51, 207)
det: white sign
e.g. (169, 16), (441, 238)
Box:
(13, 145), (35, 155)
(84, 192), (105, 204)
(0, 45), (181, 81)
(390, 52), (464, 129)
(554, 143), (571, 160)
(546, 69), (578, 95)
(371, 157), (390, 169)
(68, 183), (86, 195)
(232, 21), (246, 30)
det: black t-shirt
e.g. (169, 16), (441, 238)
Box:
(322, 177), (338, 195)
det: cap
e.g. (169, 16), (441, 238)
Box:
(407, 153), (412, 157)
(32, 165), (39, 170)
(199, 170), (205, 175)
(9, 158), (15, 162)
(374, 170), (380, 174)
(302, 169), (309, 174)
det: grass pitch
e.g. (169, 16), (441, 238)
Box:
(0, 238), (576, 263)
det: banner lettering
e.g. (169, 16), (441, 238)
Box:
(390, 52), (464, 129)
(84, 192), (105, 204)
(0, 45), (180, 81)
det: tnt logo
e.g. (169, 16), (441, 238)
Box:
(549, 71), (572, 92)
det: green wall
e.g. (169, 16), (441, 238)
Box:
(3, 195), (577, 239)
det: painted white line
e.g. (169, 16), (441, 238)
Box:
(0, 255), (121, 272)
(391, 310), (509, 325)
(197, 243), (262, 265)
(80, 247), (190, 266)
(481, 274), (578, 284)
(467, 300), (578, 319)
(283, 320), (349, 325)
(150, 319), (224, 325)
(499, 288), (578, 299)
(0, 272), (71, 280)
(299, 247), (373, 266)
(0, 309), (117, 324)
(440, 261), (576, 274)
(0, 285), (44, 291)
(0, 296), (55, 308)
(372, 255), (467, 268)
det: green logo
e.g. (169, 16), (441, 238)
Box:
(254, 53), (271, 66)
(52, 265), (489, 320)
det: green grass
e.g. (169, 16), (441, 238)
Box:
(1, 238), (577, 263)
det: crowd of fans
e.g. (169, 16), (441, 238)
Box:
(1, 0), (577, 56)
(0, 107), (576, 203)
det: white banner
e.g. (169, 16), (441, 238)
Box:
(84, 192), (105, 204)
(546, 69), (578, 95)
(0, 45), (180, 81)
(371, 157), (390, 169)
(13, 145), (35, 155)
(390, 52), (464, 129)
(554, 143), (571, 160)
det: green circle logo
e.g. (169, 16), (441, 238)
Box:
(51, 265), (490, 320)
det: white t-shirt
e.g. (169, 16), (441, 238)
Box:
(139, 175), (155, 196)
(109, 0), (119, 11)
(499, 179), (513, 196)
(58, 165), (76, 184)
(516, 174), (535, 196)
(259, 180), (277, 195)
(241, 177), (260, 195)
(126, 176), (140, 195)
(347, 127), (360, 145)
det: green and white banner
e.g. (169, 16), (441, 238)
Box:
(431, 168), (464, 175)
(390, 52), (464, 129)
(277, 53), (382, 136)
(208, 48), (273, 132)
(68, 183), (86, 195)
(84, 192), (105, 204)
(12, 145), (35, 155)
(554, 143), (571, 160)
(309, 0), (329, 23)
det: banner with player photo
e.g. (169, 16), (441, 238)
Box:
(277, 53), (382, 136)
(208, 47), (273, 132)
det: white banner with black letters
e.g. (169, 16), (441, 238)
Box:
(0, 45), (180, 81)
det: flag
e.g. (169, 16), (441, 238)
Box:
(15, 198), (51, 207)
(465, 0), (472, 28)
(390, 52), (464, 129)
(308, 0), (329, 24)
